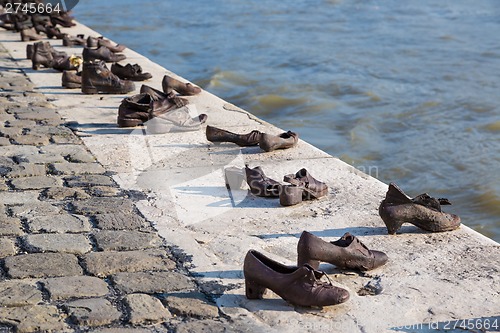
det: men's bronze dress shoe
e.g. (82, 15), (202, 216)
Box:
(205, 125), (261, 147)
(52, 55), (81, 71)
(62, 34), (86, 46)
(297, 231), (388, 271)
(259, 131), (299, 152)
(97, 37), (126, 53)
(45, 25), (65, 39)
(379, 183), (461, 234)
(244, 165), (281, 197)
(51, 13), (75, 28)
(111, 63), (152, 81)
(162, 75), (201, 96)
(82, 46), (126, 63)
(243, 250), (350, 307)
(81, 60), (135, 94)
(62, 70), (81, 89)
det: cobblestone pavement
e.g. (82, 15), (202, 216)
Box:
(0, 44), (250, 333)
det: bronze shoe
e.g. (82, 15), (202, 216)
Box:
(62, 70), (81, 89)
(20, 27), (42, 41)
(63, 34), (86, 47)
(81, 60), (135, 94)
(283, 168), (328, 200)
(259, 131), (298, 152)
(147, 100), (207, 134)
(82, 46), (126, 63)
(52, 55), (81, 71)
(205, 125), (261, 147)
(31, 41), (54, 70)
(379, 183), (461, 234)
(162, 75), (201, 96)
(297, 231), (388, 271)
(117, 93), (152, 127)
(97, 37), (126, 53)
(243, 250), (349, 307)
(26, 44), (34, 59)
(45, 25), (65, 39)
(244, 165), (281, 197)
(111, 63), (152, 81)
(50, 13), (76, 28)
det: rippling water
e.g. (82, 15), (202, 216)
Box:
(74, 0), (500, 242)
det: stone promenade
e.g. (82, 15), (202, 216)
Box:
(0, 44), (242, 333)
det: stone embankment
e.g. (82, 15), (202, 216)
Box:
(0, 20), (499, 333)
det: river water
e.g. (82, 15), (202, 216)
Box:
(74, 0), (500, 242)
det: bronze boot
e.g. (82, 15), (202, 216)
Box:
(243, 250), (349, 307)
(205, 125), (261, 147)
(81, 60), (135, 94)
(379, 183), (461, 234)
(31, 41), (54, 70)
(297, 231), (388, 271)
(259, 131), (298, 152)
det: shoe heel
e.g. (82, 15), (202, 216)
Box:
(245, 279), (266, 299)
(279, 185), (303, 206)
(81, 86), (98, 94)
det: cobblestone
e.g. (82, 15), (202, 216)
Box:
(15, 152), (66, 164)
(8, 201), (60, 218)
(65, 298), (122, 326)
(4, 253), (83, 278)
(51, 162), (106, 175)
(93, 212), (148, 230)
(0, 280), (42, 306)
(0, 137), (11, 145)
(0, 216), (24, 236)
(11, 133), (51, 145)
(6, 163), (46, 178)
(71, 197), (135, 215)
(0, 237), (16, 257)
(66, 174), (115, 187)
(41, 186), (90, 200)
(0, 305), (68, 333)
(27, 214), (91, 233)
(23, 233), (92, 254)
(112, 271), (195, 294)
(43, 276), (109, 300)
(10, 175), (61, 190)
(125, 293), (171, 325)
(83, 250), (175, 277)
(163, 292), (219, 319)
(93, 230), (162, 251)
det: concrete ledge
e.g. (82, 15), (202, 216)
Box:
(1, 20), (499, 333)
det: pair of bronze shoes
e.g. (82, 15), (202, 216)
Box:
(379, 183), (461, 234)
(206, 125), (298, 152)
(118, 84), (207, 132)
(244, 231), (388, 307)
(241, 165), (328, 206)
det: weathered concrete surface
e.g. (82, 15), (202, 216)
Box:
(0, 19), (498, 333)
